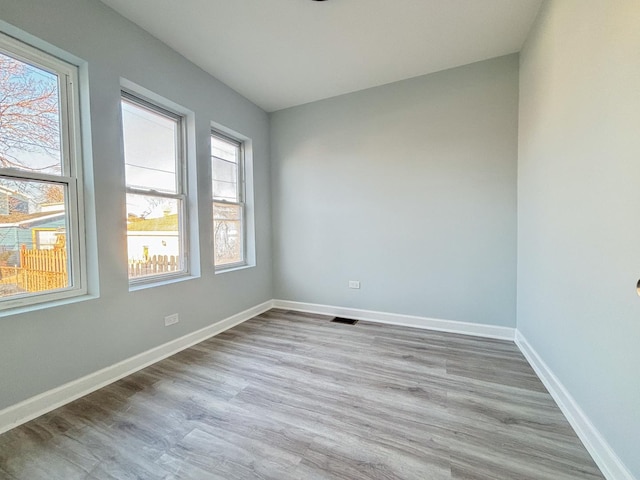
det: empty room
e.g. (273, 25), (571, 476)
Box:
(0, 0), (637, 479)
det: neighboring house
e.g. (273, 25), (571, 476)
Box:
(0, 190), (65, 265)
(0, 185), (36, 215)
(0, 211), (66, 265)
(127, 213), (179, 261)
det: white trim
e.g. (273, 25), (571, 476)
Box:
(0, 31), (88, 312)
(210, 121), (256, 270)
(272, 299), (515, 341)
(515, 331), (635, 480)
(0, 300), (273, 435)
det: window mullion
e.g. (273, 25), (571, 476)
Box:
(214, 200), (241, 207)
(239, 144), (245, 203)
(126, 187), (183, 201)
(0, 169), (73, 185)
(66, 177), (81, 287)
(59, 72), (73, 177)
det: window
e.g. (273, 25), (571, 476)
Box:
(211, 132), (245, 269)
(121, 92), (188, 282)
(0, 32), (86, 309)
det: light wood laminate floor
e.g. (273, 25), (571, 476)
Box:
(0, 309), (604, 479)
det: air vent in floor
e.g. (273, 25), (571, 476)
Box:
(331, 317), (358, 325)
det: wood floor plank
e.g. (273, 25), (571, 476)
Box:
(163, 427), (301, 479)
(293, 428), (451, 480)
(0, 309), (604, 479)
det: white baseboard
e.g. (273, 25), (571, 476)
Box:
(515, 331), (635, 480)
(272, 299), (515, 341)
(0, 300), (273, 435)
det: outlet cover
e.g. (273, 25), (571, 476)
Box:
(348, 281), (360, 289)
(164, 313), (179, 326)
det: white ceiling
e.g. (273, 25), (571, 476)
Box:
(100, 0), (542, 112)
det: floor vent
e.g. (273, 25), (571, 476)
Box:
(331, 317), (358, 325)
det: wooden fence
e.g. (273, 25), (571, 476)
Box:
(129, 255), (180, 278)
(4, 245), (69, 293)
(0, 266), (23, 290)
(0, 248), (180, 296)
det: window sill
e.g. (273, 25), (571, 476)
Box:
(0, 292), (99, 319)
(215, 263), (254, 275)
(129, 273), (199, 292)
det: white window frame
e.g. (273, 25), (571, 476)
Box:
(121, 91), (190, 285)
(0, 32), (87, 311)
(211, 130), (247, 271)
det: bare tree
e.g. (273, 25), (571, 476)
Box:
(43, 184), (64, 203)
(0, 53), (60, 170)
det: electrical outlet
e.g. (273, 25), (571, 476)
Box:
(164, 313), (179, 326)
(348, 280), (360, 289)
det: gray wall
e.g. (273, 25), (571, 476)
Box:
(271, 55), (518, 327)
(518, 1), (640, 476)
(0, 0), (272, 410)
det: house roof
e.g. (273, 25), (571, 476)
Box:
(0, 185), (33, 201)
(0, 211), (65, 226)
(127, 214), (178, 231)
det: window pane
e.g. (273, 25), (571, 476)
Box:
(213, 181), (238, 203)
(211, 136), (238, 163)
(212, 157), (238, 202)
(0, 177), (69, 298)
(121, 99), (178, 193)
(213, 202), (243, 266)
(126, 193), (183, 279)
(0, 51), (62, 175)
